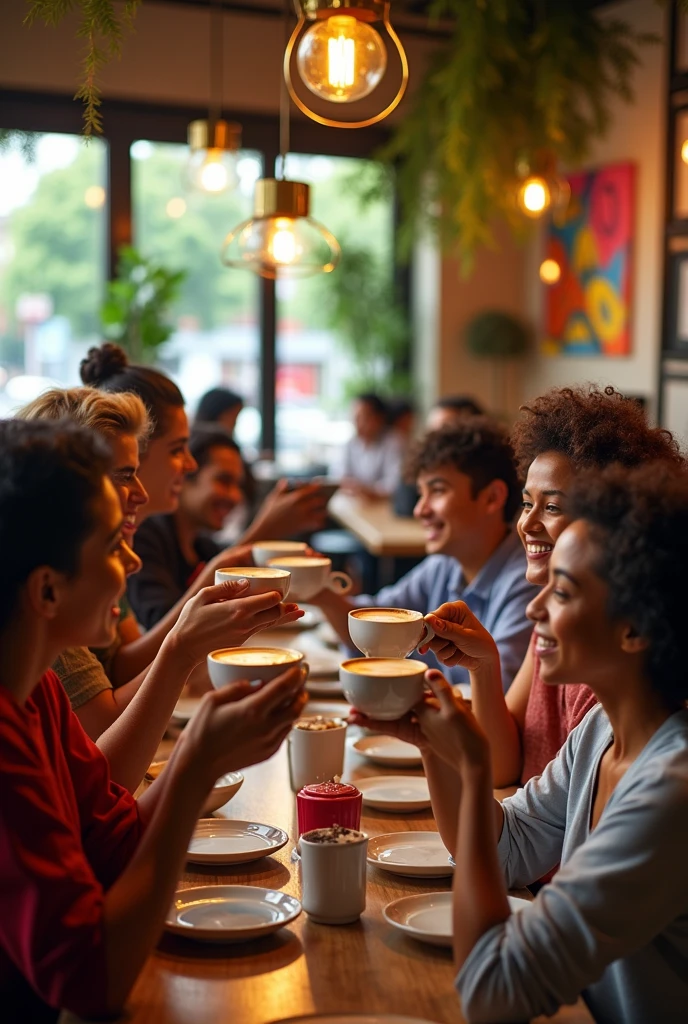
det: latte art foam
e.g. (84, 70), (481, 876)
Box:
(212, 648), (301, 666)
(269, 556), (330, 568)
(351, 608), (420, 623)
(345, 658), (424, 677)
(217, 566), (290, 578)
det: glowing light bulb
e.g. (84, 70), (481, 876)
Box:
(199, 152), (229, 193)
(682, 140), (688, 164)
(296, 15), (387, 103)
(539, 258), (561, 285)
(269, 219), (298, 265)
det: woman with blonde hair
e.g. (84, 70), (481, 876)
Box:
(19, 387), (303, 792)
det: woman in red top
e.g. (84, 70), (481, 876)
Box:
(0, 420), (308, 1023)
(353, 386), (683, 789)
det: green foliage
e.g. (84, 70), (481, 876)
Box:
(23, 0), (141, 134)
(383, 0), (655, 270)
(0, 130), (39, 160)
(101, 247), (185, 362)
(465, 310), (530, 359)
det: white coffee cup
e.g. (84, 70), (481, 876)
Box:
(267, 556), (352, 603)
(288, 716), (347, 792)
(207, 646), (305, 689)
(214, 565), (291, 599)
(252, 540), (308, 567)
(300, 826), (368, 924)
(339, 657), (426, 720)
(348, 607), (435, 658)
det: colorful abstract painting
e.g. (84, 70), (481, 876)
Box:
(543, 162), (635, 356)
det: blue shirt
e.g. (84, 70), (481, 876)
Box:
(352, 531), (537, 691)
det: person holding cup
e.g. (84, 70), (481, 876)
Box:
(312, 420), (538, 690)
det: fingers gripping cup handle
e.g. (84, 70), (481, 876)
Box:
(326, 571), (352, 596)
(414, 618), (435, 652)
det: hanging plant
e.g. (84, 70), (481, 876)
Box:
(23, 0), (141, 135)
(465, 311), (530, 360)
(384, 0), (656, 270)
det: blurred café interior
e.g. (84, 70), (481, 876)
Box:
(1, 2), (688, 1024)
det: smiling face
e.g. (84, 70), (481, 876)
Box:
(414, 464), (497, 557)
(179, 444), (245, 533)
(137, 406), (197, 518)
(108, 431), (148, 541)
(527, 519), (639, 691)
(517, 451), (575, 586)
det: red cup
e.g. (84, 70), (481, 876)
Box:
(297, 781), (362, 836)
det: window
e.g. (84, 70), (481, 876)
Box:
(0, 131), (107, 413)
(131, 140), (263, 450)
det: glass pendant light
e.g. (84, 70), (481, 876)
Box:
(221, 0), (340, 280)
(516, 152), (570, 222)
(184, 0), (241, 195)
(284, 0), (408, 129)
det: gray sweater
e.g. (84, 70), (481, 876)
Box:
(456, 704), (688, 1023)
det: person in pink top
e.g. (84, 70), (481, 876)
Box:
(0, 420), (308, 1023)
(353, 385), (683, 789)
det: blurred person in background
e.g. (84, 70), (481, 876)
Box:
(338, 393), (405, 499)
(427, 395), (485, 432)
(195, 387), (244, 437)
(388, 397), (416, 442)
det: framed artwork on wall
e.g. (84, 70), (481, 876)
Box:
(542, 162), (635, 357)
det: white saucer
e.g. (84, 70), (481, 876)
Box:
(356, 776), (431, 812)
(302, 647), (342, 678)
(305, 699), (351, 718)
(187, 819), (288, 864)
(314, 621), (340, 647)
(306, 678), (345, 697)
(384, 892), (530, 947)
(352, 735), (422, 768)
(166, 884), (301, 943)
(367, 832), (453, 877)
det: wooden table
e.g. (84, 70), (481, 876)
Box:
(329, 492), (427, 559)
(127, 673), (593, 1023)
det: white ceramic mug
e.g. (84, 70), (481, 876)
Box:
(339, 657), (426, 720)
(207, 646), (305, 689)
(252, 540), (308, 567)
(214, 566), (291, 599)
(267, 556), (352, 603)
(300, 826), (368, 925)
(288, 716), (347, 792)
(348, 607), (435, 658)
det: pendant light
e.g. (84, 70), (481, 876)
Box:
(221, 0), (340, 279)
(184, 0), (241, 195)
(283, 0), (408, 129)
(516, 152), (570, 222)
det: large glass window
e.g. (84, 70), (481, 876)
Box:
(275, 154), (399, 468)
(131, 141), (263, 449)
(0, 131), (107, 413)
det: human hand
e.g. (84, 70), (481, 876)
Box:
(172, 579), (304, 668)
(249, 479), (329, 538)
(347, 709), (429, 751)
(181, 664), (309, 785)
(415, 670), (491, 773)
(419, 602), (499, 671)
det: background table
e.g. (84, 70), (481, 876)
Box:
(328, 492), (427, 559)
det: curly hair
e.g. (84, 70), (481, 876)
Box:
(407, 417), (520, 521)
(569, 462), (688, 706)
(511, 385), (682, 477)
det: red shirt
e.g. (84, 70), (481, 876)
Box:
(0, 670), (142, 1021)
(521, 635), (598, 785)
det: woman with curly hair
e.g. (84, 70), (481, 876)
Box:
(411, 385), (684, 788)
(415, 462), (688, 1022)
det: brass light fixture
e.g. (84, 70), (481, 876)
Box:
(516, 152), (570, 222)
(185, 0), (241, 195)
(221, 0), (341, 278)
(284, 0), (409, 129)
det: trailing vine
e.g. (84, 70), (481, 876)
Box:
(385, 0), (656, 269)
(23, 0), (141, 134)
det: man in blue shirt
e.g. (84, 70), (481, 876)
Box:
(315, 420), (537, 691)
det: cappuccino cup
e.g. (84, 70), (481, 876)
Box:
(348, 607), (435, 659)
(252, 540), (308, 567)
(339, 657), (426, 720)
(267, 555), (352, 603)
(207, 646), (305, 688)
(214, 565), (291, 600)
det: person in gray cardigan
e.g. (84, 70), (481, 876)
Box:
(353, 461), (688, 1023)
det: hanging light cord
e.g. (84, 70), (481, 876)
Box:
(278, 0), (291, 179)
(210, 0), (224, 126)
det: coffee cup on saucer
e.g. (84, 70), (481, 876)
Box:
(348, 607), (435, 659)
(252, 540), (308, 568)
(214, 566), (291, 599)
(207, 646), (305, 689)
(267, 556), (352, 603)
(339, 657), (426, 720)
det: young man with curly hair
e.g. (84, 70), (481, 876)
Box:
(314, 418), (538, 690)
(414, 385), (684, 786)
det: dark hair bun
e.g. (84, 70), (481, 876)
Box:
(80, 343), (129, 386)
